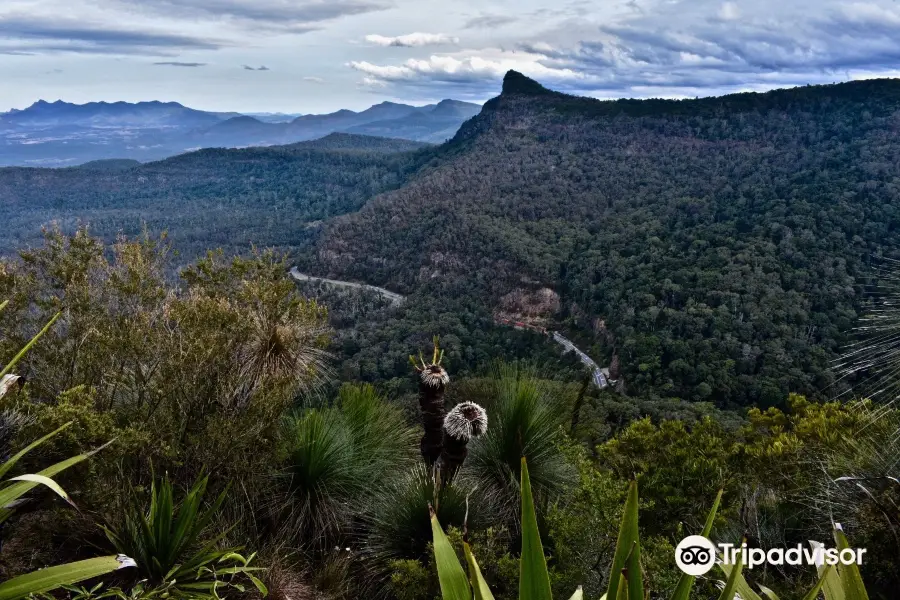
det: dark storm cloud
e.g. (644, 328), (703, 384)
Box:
(0, 16), (224, 55)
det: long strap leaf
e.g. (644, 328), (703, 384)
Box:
(606, 480), (639, 600)
(0, 311), (61, 380)
(519, 457), (553, 600)
(833, 525), (869, 600)
(801, 564), (835, 600)
(717, 562), (763, 600)
(670, 489), (723, 600)
(716, 541), (745, 600)
(464, 542), (496, 600)
(431, 505), (471, 600)
(810, 541), (845, 600)
(0, 440), (110, 515)
(0, 421), (73, 480)
(0, 555), (135, 600)
(6, 474), (74, 507)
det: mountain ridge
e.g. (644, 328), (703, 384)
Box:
(0, 97), (481, 166)
(301, 70), (900, 405)
(4, 72), (900, 405)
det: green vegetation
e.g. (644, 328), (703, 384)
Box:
(303, 73), (900, 406)
(102, 474), (265, 598)
(432, 458), (872, 600)
(8, 74), (900, 406)
(0, 229), (896, 599)
(0, 134), (432, 258)
(0, 311), (135, 599)
(2, 72), (900, 599)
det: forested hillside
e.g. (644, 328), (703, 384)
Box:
(4, 73), (900, 600)
(304, 71), (900, 407)
(0, 133), (431, 259)
(3, 73), (900, 407)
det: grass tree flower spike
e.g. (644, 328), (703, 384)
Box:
(411, 336), (449, 465)
(439, 401), (488, 484)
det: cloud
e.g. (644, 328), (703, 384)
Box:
(242, 64), (270, 70)
(349, 0), (900, 100)
(717, 2), (740, 21)
(349, 48), (589, 98)
(154, 61), (206, 66)
(302, 76), (326, 83)
(463, 15), (518, 29)
(364, 33), (458, 47)
(113, 0), (390, 32)
(0, 15), (224, 55)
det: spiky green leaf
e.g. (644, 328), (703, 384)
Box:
(0, 421), (72, 480)
(606, 480), (639, 600)
(716, 542), (745, 600)
(0, 555), (135, 600)
(670, 489), (722, 600)
(802, 564), (835, 600)
(0, 311), (61, 380)
(519, 457), (553, 600)
(464, 542), (496, 600)
(834, 525), (868, 600)
(810, 541), (844, 600)
(431, 508), (471, 600)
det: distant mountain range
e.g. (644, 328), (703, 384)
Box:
(0, 98), (481, 167)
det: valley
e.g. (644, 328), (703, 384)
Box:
(3, 68), (900, 600)
(3, 71), (900, 407)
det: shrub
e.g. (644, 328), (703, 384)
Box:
(432, 458), (873, 600)
(102, 473), (266, 599)
(280, 383), (418, 548)
(462, 363), (574, 525)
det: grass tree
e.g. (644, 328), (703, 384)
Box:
(461, 362), (573, 525)
(281, 383), (418, 549)
(411, 338), (452, 467)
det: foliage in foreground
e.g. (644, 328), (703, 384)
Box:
(0, 228), (330, 502)
(432, 458), (871, 600)
(0, 304), (136, 600)
(280, 383), (419, 549)
(102, 473), (266, 599)
(0, 424), (135, 600)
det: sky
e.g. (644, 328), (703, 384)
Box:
(2, 0), (900, 113)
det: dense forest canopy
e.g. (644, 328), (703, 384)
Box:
(2, 71), (900, 600)
(0, 133), (432, 259)
(303, 72), (900, 407)
(2, 73), (900, 407)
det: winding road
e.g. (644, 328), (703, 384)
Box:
(551, 331), (609, 388)
(289, 267), (405, 306)
(290, 267), (610, 388)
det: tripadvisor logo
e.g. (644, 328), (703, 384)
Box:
(675, 536), (717, 576)
(675, 535), (867, 576)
